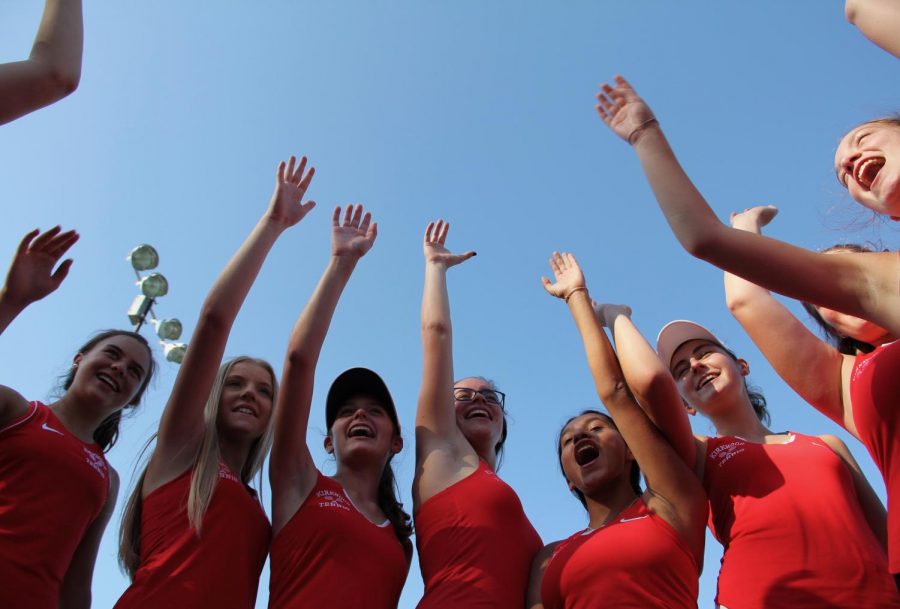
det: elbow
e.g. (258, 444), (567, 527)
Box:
(38, 60), (81, 100)
(844, 0), (859, 24)
(596, 378), (630, 406)
(421, 320), (451, 338)
(725, 292), (749, 316)
(196, 303), (230, 335)
(285, 347), (314, 370)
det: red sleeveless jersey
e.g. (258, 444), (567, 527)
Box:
(704, 433), (899, 608)
(851, 338), (900, 573)
(415, 460), (542, 609)
(541, 498), (698, 609)
(0, 402), (110, 609)
(113, 462), (270, 609)
(268, 472), (410, 609)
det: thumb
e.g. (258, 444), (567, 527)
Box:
(51, 259), (74, 288)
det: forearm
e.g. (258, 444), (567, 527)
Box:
(417, 263), (455, 430)
(631, 126), (727, 257)
(724, 268), (774, 313)
(421, 263), (452, 338)
(568, 291), (628, 404)
(0, 291), (28, 336)
(846, 0), (900, 59)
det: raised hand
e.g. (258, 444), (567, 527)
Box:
(541, 251), (587, 300)
(730, 205), (778, 234)
(266, 155), (317, 229)
(423, 220), (476, 268)
(2, 226), (79, 306)
(592, 300), (633, 329)
(332, 204), (377, 259)
(596, 75), (658, 145)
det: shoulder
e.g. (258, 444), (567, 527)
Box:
(0, 385), (30, 429)
(816, 433), (852, 458)
(530, 540), (562, 574)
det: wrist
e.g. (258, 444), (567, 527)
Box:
(629, 118), (661, 147)
(329, 254), (359, 273)
(564, 286), (589, 303)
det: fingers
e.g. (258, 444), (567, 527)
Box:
(332, 205), (341, 227)
(342, 203), (354, 226)
(276, 160), (286, 183)
(30, 226), (62, 251)
(285, 156), (296, 183)
(549, 252), (562, 277)
(46, 230), (79, 259)
(424, 219), (446, 244)
(50, 259), (74, 288)
(424, 221), (435, 242)
(297, 166), (315, 192)
(367, 221), (378, 244)
(294, 156), (307, 182)
(16, 229), (40, 256)
(359, 211), (372, 234)
(540, 276), (554, 294)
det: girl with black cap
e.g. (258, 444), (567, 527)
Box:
(268, 204), (411, 609)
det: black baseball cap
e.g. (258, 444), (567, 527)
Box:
(325, 367), (400, 431)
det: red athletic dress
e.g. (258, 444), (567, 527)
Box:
(851, 338), (900, 573)
(704, 433), (899, 608)
(415, 460), (542, 609)
(541, 498), (698, 609)
(0, 402), (110, 609)
(269, 472), (410, 609)
(113, 462), (270, 609)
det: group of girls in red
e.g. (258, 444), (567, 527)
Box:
(3, 1), (900, 608)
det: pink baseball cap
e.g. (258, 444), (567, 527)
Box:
(656, 320), (725, 369)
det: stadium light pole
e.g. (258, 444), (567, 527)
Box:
(126, 244), (187, 364)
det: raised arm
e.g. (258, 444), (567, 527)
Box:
(542, 252), (706, 558)
(592, 302), (697, 469)
(0, 0), (83, 125)
(146, 156), (316, 488)
(596, 75), (900, 336)
(414, 221), (476, 498)
(725, 206), (850, 429)
(846, 0), (900, 59)
(269, 204), (376, 532)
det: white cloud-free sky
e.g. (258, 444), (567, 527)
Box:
(1, 2), (898, 607)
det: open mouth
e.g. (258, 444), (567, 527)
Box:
(464, 407), (492, 421)
(696, 373), (717, 391)
(574, 440), (600, 466)
(856, 157), (885, 189)
(233, 405), (257, 418)
(96, 372), (120, 393)
(348, 423), (375, 438)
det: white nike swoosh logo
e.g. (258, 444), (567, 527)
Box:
(41, 423), (64, 435)
(619, 515), (649, 523)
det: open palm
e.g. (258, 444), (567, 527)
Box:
(423, 220), (475, 268)
(3, 227), (79, 306)
(332, 204), (377, 258)
(268, 155), (317, 228)
(596, 76), (656, 144)
(541, 251), (586, 299)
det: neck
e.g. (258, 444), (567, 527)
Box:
(583, 479), (639, 530)
(333, 458), (384, 506)
(218, 436), (254, 479)
(49, 394), (111, 444)
(710, 405), (771, 441)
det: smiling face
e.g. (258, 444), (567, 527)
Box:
(669, 339), (749, 416)
(215, 361), (275, 441)
(453, 377), (506, 457)
(71, 335), (152, 416)
(558, 413), (633, 499)
(835, 120), (900, 217)
(325, 394), (402, 465)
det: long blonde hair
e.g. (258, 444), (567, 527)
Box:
(118, 356), (277, 578)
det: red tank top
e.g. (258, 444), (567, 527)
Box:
(113, 462), (270, 609)
(704, 433), (899, 608)
(0, 402), (110, 609)
(541, 498), (698, 609)
(851, 338), (900, 572)
(415, 460), (542, 609)
(269, 472), (410, 609)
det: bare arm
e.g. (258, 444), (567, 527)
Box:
(525, 542), (559, 609)
(270, 205), (376, 533)
(597, 76), (900, 336)
(146, 157), (316, 490)
(819, 434), (888, 549)
(0, 0), (83, 125)
(846, 0), (900, 59)
(594, 302), (697, 468)
(725, 206), (850, 429)
(543, 252), (707, 561)
(57, 468), (119, 609)
(413, 221), (476, 505)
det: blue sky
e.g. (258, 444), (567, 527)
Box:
(1, 2), (898, 607)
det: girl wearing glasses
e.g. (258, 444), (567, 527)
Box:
(597, 73), (900, 584)
(0, 227), (155, 609)
(413, 220), (541, 609)
(267, 205), (412, 609)
(528, 251), (706, 609)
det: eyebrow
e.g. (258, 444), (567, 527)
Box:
(107, 344), (146, 377)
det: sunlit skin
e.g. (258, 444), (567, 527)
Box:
(453, 377), (504, 460)
(67, 335), (151, 418)
(669, 339), (750, 417)
(559, 414), (635, 502)
(835, 121), (900, 218)
(215, 361), (275, 443)
(325, 396), (402, 468)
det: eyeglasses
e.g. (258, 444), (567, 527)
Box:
(453, 387), (506, 408)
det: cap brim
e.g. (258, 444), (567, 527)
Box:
(656, 320), (722, 369)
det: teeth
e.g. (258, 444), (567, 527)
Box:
(467, 408), (490, 420)
(97, 373), (119, 392)
(348, 424), (374, 438)
(235, 407), (255, 416)
(697, 374), (716, 390)
(856, 158), (885, 188)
